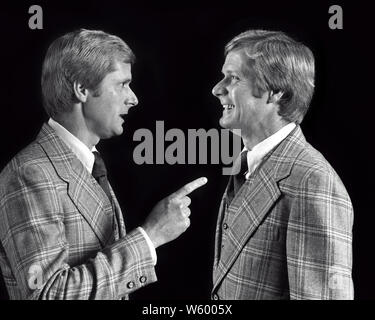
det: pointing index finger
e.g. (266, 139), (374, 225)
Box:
(172, 177), (208, 199)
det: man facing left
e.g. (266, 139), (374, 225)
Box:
(0, 29), (206, 299)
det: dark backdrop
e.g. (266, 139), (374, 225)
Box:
(0, 0), (373, 300)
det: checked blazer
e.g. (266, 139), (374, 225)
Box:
(212, 126), (353, 300)
(0, 123), (156, 299)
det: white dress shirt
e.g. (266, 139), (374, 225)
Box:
(244, 122), (296, 179)
(48, 118), (157, 265)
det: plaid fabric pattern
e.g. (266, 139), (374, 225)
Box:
(212, 126), (353, 300)
(0, 123), (156, 299)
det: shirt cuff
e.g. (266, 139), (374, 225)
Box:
(137, 227), (157, 266)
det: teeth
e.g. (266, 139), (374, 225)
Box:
(223, 104), (235, 110)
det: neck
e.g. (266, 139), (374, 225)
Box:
(54, 106), (99, 149)
(241, 118), (287, 150)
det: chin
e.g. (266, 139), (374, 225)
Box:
(105, 127), (123, 138)
(219, 117), (234, 129)
(115, 128), (124, 136)
(220, 118), (243, 137)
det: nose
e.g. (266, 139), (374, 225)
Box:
(126, 88), (138, 108)
(212, 79), (227, 98)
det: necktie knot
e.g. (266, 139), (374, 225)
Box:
(92, 151), (107, 179)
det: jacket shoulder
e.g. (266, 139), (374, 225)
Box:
(0, 140), (51, 184)
(282, 142), (351, 202)
(292, 142), (340, 180)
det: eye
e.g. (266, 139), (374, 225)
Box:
(230, 75), (240, 81)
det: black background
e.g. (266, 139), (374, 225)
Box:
(0, 0), (373, 300)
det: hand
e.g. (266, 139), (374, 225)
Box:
(142, 177), (208, 248)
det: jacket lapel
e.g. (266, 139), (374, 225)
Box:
(213, 162), (281, 290)
(36, 123), (115, 247)
(213, 125), (307, 291)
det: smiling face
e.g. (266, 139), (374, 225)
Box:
(83, 60), (138, 141)
(212, 49), (281, 144)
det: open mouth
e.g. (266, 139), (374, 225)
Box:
(222, 104), (235, 111)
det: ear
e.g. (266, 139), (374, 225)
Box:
(73, 81), (89, 103)
(266, 90), (284, 104)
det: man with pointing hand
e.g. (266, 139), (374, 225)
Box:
(0, 29), (207, 300)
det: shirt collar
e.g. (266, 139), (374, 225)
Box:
(48, 118), (97, 173)
(244, 122), (296, 179)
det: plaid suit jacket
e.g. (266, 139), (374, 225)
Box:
(0, 123), (156, 299)
(212, 126), (353, 300)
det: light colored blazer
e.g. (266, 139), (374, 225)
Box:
(0, 123), (156, 299)
(212, 126), (353, 300)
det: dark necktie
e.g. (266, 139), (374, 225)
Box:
(227, 150), (249, 204)
(92, 151), (112, 202)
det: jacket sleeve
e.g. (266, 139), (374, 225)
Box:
(286, 167), (354, 300)
(0, 163), (157, 300)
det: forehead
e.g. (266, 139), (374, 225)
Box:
(105, 60), (132, 81)
(222, 49), (249, 74)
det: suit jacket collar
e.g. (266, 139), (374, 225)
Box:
(213, 125), (307, 291)
(36, 123), (120, 246)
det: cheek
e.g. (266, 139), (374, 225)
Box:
(232, 90), (247, 113)
(103, 91), (120, 112)
(114, 89), (126, 107)
(107, 89), (118, 102)
(231, 86), (246, 104)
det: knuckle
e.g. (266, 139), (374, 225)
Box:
(167, 197), (177, 208)
(184, 185), (190, 192)
(179, 208), (186, 217)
